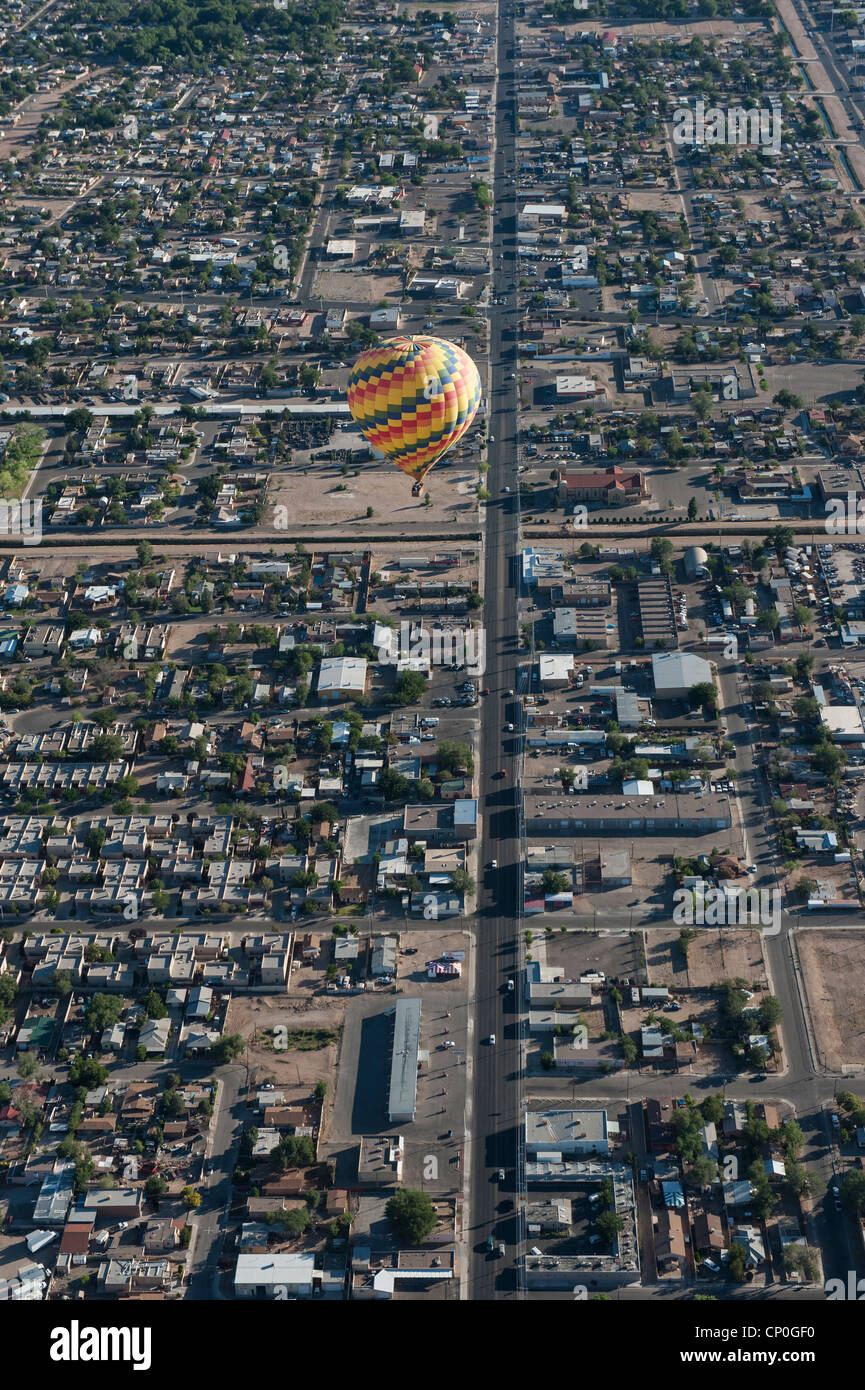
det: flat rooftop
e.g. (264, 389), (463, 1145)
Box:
(388, 997), (422, 1123)
(526, 1108), (608, 1150)
(524, 789), (732, 833)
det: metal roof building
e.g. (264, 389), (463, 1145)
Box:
(234, 1252), (316, 1297)
(684, 546), (710, 581)
(525, 1108), (609, 1156)
(33, 1161), (76, 1226)
(651, 650), (712, 700)
(388, 998), (422, 1124)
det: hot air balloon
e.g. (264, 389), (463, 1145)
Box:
(347, 335), (482, 496)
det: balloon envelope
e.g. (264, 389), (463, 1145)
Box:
(347, 335), (482, 487)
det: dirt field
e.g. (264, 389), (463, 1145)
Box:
(646, 927), (767, 990)
(225, 992), (345, 1105)
(555, 18), (765, 40)
(623, 190), (683, 216)
(777, 857), (858, 905)
(270, 458), (480, 526)
(313, 270), (403, 303)
(0, 76), (94, 161)
(774, 0), (865, 190)
(797, 930), (865, 1071)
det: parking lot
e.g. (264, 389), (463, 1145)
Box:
(320, 928), (471, 1192)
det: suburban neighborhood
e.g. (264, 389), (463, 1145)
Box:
(0, 0), (864, 1353)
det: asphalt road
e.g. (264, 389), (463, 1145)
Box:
(467, 0), (524, 1301)
(185, 1062), (246, 1298)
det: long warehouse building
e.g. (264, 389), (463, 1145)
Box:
(388, 997), (422, 1124)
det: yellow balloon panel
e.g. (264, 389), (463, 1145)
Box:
(348, 335), (482, 485)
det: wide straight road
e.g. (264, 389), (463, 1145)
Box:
(467, 0), (523, 1301)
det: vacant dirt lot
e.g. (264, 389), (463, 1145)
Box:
(313, 269), (403, 303)
(270, 457), (479, 527)
(225, 992), (345, 1105)
(647, 927), (767, 990)
(797, 930), (865, 1071)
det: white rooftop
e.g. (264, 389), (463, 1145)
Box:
(651, 650), (712, 693)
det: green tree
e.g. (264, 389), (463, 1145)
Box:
(68, 1056), (108, 1088)
(795, 876), (818, 903)
(541, 870), (571, 895)
(727, 1243), (747, 1281)
(385, 1188), (437, 1244)
(783, 1244), (819, 1281)
(143, 989), (167, 1020)
(392, 670), (428, 705)
(67, 407), (94, 433)
(841, 1169), (865, 1214)
(689, 1156), (718, 1188)
(276, 1134), (315, 1168)
(437, 740), (474, 774)
(688, 682), (717, 711)
(700, 1095), (724, 1126)
(87, 993), (123, 1033)
(85, 826), (108, 855)
(595, 1210), (625, 1243)
(265, 1207), (310, 1237)
(650, 537), (674, 568)
(17, 1053), (41, 1082)
(0, 974), (17, 1027)
(813, 740), (846, 785)
(211, 1033), (245, 1065)
(785, 1161), (824, 1202)
(757, 607), (779, 634)
(449, 868), (476, 896)
(164, 1091), (186, 1119)
(378, 768), (411, 801)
